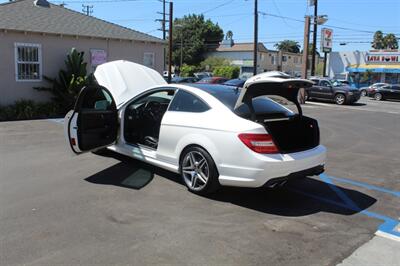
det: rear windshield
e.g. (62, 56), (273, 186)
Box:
(192, 84), (294, 118)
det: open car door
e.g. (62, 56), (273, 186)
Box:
(64, 85), (118, 154)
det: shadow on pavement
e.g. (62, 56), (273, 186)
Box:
(86, 150), (376, 217)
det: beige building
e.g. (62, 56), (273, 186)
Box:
(0, 0), (164, 106)
(207, 37), (322, 78)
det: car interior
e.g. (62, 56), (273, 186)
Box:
(123, 89), (176, 149)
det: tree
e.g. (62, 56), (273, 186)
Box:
(372, 31), (385, 49)
(34, 48), (93, 113)
(383, 33), (399, 49)
(274, 40), (301, 53)
(172, 14), (224, 66)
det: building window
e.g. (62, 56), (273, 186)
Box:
(271, 55), (275, 65)
(14, 43), (42, 81)
(143, 52), (155, 68)
(282, 56), (287, 62)
(294, 57), (298, 64)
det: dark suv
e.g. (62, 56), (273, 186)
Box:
(305, 78), (361, 105)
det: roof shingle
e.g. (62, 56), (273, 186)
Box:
(0, 0), (164, 43)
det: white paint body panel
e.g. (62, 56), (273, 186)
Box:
(66, 61), (327, 188)
(94, 60), (167, 107)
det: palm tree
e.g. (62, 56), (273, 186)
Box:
(383, 33), (399, 49)
(372, 31), (385, 49)
(274, 40), (301, 53)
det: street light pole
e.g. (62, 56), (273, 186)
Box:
(168, 1), (173, 83)
(311, 0), (318, 76)
(253, 0), (258, 76)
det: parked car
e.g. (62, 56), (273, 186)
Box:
(222, 78), (246, 88)
(361, 83), (389, 97)
(170, 76), (199, 84)
(196, 76), (229, 84)
(194, 72), (213, 80)
(64, 61), (326, 195)
(305, 78), (361, 105)
(368, 84), (400, 101)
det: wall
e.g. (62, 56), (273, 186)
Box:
(0, 31), (164, 105)
(327, 51), (366, 78)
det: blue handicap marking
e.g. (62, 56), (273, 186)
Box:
(318, 174), (400, 239)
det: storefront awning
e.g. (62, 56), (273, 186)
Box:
(346, 64), (400, 73)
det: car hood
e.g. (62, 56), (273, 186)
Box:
(94, 60), (167, 107)
(234, 72), (313, 109)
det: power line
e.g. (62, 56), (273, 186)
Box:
(200, 0), (236, 14)
(82, 4), (93, 16)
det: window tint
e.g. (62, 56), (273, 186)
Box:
(235, 96), (294, 118)
(320, 80), (331, 87)
(81, 87), (114, 111)
(168, 90), (209, 112)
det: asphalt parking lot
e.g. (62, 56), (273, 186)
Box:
(1, 97), (399, 265)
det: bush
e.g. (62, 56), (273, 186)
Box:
(180, 64), (199, 77)
(213, 65), (240, 79)
(200, 57), (230, 72)
(0, 100), (62, 121)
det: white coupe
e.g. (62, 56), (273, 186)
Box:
(65, 60), (326, 194)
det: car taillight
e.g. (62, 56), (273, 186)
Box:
(238, 133), (279, 154)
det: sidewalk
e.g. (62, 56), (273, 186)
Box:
(338, 236), (400, 266)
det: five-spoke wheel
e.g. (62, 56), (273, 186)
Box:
(180, 147), (220, 194)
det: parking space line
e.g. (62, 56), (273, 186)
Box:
(321, 174), (400, 198)
(289, 175), (400, 241)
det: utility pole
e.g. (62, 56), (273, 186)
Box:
(167, 1), (173, 83)
(156, 0), (168, 71)
(253, 0), (258, 76)
(310, 0), (318, 76)
(301, 16), (311, 79)
(82, 4), (93, 16)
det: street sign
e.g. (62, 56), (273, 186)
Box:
(308, 0), (315, 6)
(321, 28), (333, 53)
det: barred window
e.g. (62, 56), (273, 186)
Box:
(14, 43), (42, 81)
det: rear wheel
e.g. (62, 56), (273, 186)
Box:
(334, 93), (346, 105)
(180, 146), (220, 195)
(374, 92), (383, 101)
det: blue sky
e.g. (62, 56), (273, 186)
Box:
(4, 0), (400, 51)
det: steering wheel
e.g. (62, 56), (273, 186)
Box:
(143, 101), (161, 120)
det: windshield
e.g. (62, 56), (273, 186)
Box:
(332, 80), (344, 87)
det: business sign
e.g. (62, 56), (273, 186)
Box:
(90, 49), (107, 66)
(321, 28), (333, 53)
(365, 52), (400, 64)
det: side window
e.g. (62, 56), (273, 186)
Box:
(320, 80), (331, 87)
(80, 87), (114, 111)
(169, 90), (210, 113)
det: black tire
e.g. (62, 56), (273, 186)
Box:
(374, 92), (383, 101)
(180, 146), (220, 195)
(334, 93), (346, 105)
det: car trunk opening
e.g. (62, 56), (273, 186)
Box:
(235, 75), (319, 154)
(262, 115), (319, 154)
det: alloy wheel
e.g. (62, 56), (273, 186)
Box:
(335, 94), (345, 105)
(182, 151), (210, 191)
(374, 93), (382, 101)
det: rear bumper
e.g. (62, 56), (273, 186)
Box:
(263, 164), (324, 187)
(217, 145), (327, 188)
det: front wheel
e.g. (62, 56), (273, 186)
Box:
(180, 146), (220, 195)
(374, 93), (383, 101)
(334, 93), (346, 105)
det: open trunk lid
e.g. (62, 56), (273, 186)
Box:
(234, 71), (313, 110)
(94, 60), (167, 108)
